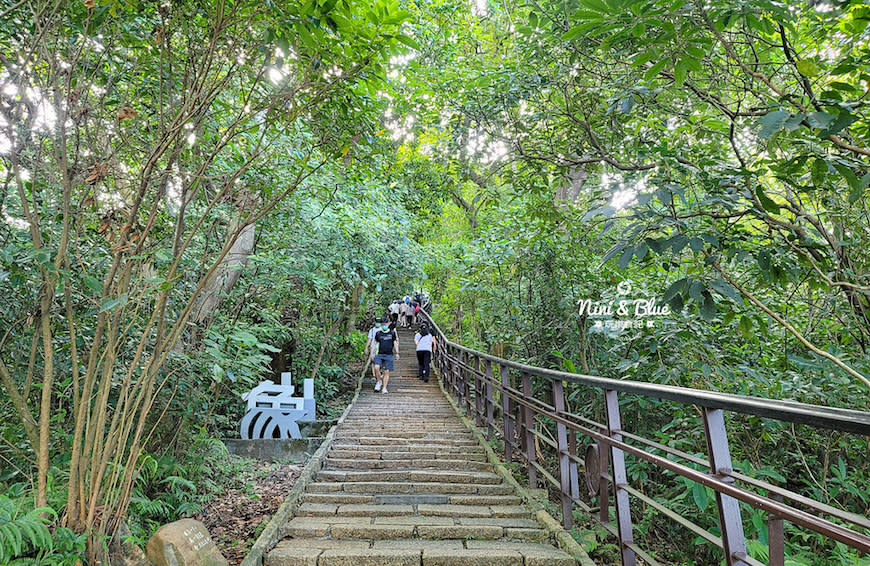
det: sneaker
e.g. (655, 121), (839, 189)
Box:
(382, 388), (388, 394)
(374, 381), (382, 391)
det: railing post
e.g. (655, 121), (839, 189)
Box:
(552, 378), (573, 529)
(474, 355), (483, 426)
(604, 389), (636, 566)
(465, 354), (474, 417)
(768, 494), (784, 566)
(702, 407), (748, 566)
(522, 372), (538, 489)
(501, 365), (513, 462)
(455, 350), (464, 403)
(598, 438), (609, 524)
(484, 360), (494, 438)
(569, 428), (580, 502)
(441, 346), (447, 384)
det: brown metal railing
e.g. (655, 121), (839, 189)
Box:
(420, 311), (870, 566)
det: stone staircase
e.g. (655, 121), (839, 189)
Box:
(265, 329), (577, 565)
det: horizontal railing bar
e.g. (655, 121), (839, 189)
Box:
(529, 427), (559, 451)
(459, 358), (870, 552)
(619, 428), (870, 531)
(429, 313), (870, 559)
(532, 460), (560, 491)
(432, 316), (870, 436)
(462, 366), (870, 536)
(581, 421), (870, 552)
(621, 483), (722, 548)
(625, 542), (664, 566)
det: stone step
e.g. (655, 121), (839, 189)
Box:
(335, 438), (477, 446)
(303, 493), (519, 506)
(315, 469), (502, 484)
(303, 493), (374, 504)
(267, 539), (576, 566)
(294, 502), (532, 520)
(324, 457), (492, 471)
(307, 481), (515, 496)
(329, 443), (483, 454)
(281, 516), (551, 542)
(327, 449), (486, 461)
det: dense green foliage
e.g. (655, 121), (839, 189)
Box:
(1, 0), (869, 564)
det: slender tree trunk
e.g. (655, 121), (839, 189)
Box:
(345, 281), (363, 336)
(190, 220), (256, 328)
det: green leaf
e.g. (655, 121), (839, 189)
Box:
(669, 234), (689, 253)
(394, 34), (419, 50)
(668, 292), (684, 312)
(99, 294), (128, 313)
(709, 280), (742, 304)
(580, 0), (609, 12)
(834, 163), (860, 191)
(562, 25), (586, 41)
(699, 290), (716, 320)
(755, 186), (780, 214)
(83, 275), (102, 293)
(819, 112), (858, 137)
(758, 110), (789, 139)
(644, 59), (668, 80)
(34, 249), (50, 265)
(673, 59), (688, 86)
(692, 482), (709, 511)
(739, 315), (753, 339)
(602, 243), (626, 263)
(784, 113), (805, 131)
(853, 173), (870, 203)
(635, 241), (648, 260)
(807, 112), (835, 130)
(685, 44), (706, 58)
(795, 59), (819, 76)
(618, 248), (634, 269)
(688, 280), (704, 304)
(757, 250), (771, 273)
(662, 277), (688, 302)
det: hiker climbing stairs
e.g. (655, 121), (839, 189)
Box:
(265, 328), (578, 565)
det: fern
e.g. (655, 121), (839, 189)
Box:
(0, 495), (55, 564)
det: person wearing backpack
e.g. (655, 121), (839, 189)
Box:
(414, 323), (436, 382)
(372, 319), (399, 394)
(364, 317), (384, 382)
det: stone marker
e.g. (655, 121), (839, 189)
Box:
(145, 518), (228, 566)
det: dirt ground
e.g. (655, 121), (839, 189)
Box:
(197, 460), (303, 564)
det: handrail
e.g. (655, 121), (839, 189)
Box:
(440, 335), (870, 436)
(419, 310), (870, 566)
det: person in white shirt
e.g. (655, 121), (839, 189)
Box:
(388, 300), (401, 325)
(414, 323), (436, 382)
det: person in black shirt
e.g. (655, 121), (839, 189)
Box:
(372, 319), (399, 394)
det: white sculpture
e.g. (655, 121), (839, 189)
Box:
(240, 372), (316, 439)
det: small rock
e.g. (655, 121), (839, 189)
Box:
(101, 521), (150, 566)
(145, 519), (228, 566)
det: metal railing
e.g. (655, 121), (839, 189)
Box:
(420, 311), (870, 566)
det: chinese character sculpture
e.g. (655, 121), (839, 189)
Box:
(239, 372), (316, 440)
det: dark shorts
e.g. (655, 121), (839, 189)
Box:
(373, 354), (394, 371)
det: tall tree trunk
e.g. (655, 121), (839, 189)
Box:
(345, 281), (363, 336)
(190, 220), (256, 329)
